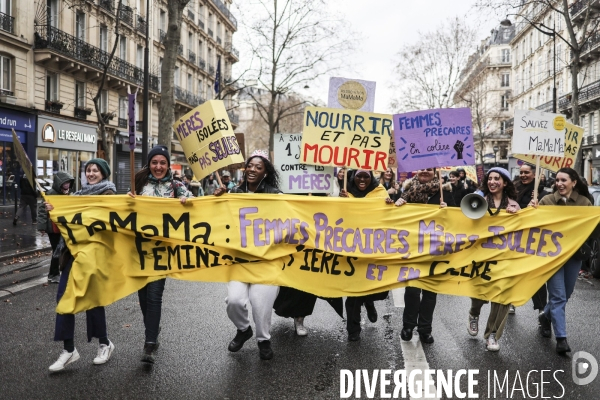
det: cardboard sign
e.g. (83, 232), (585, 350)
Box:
(388, 134), (397, 169)
(274, 133), (334, 194)
(11, 128), (35, 188)
(393, 108), (474, 172)
(172, 100), (244, 180)
(513, 121), (582, 172)
(300, 106), (392, 171)
(512, 109), (566, 157)
(328, 77), (376, 112)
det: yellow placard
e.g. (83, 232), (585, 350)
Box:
(49, 195), (600, 314)
(514, 121), (582, 172)
(300, 106), (392, 171)
(172, 100), (244, 180)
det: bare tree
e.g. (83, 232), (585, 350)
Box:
(240, 0), (354, 153)
(157, 0), (191, 149)
(389, 17), (478, 113)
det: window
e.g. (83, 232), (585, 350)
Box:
(174, 66), (180, 86)
(119, 96), (127, 119)
(120, 37), (127, 61)
(0, 55), (11, 94)
(47, 0), (58, 28)
(75, 81), (85, 107)
(501, 49), (510, 63)
(160, 10), (166, 32)
(100, 25), (108, 52)
(188, 32), (193, 52)
(136, 45), (143, 69)
(187, 73), (192, 91)
(198, 40), (203, 59)
(158, 57), (163, 90)
(591, 113), (595, 136)
(198, 79), (203, 98)
(500, 120), (507, 135)
(207, 82), (211, 100)
(501, 95), (509, 110)
(46, 72), (58, 101)
(76, 11), (86, 41)
(501, 72), (510, 87)
(100, 90), (108, 113)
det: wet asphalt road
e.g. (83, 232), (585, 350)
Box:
(0, 257), (599, 400)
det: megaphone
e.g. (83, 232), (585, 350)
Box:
(460, 193), (488, 219)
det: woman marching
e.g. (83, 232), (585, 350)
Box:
(128, 146), (194, 364)
(467, 167), (520, 352)
(340, 169), (390, 341)
(379, 167), (400, 201)
(214, 150), (282, 360)
(531, 167), (592, 354)
(45, 159), (117, 371)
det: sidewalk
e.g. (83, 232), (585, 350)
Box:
(0, 203), (51, 264)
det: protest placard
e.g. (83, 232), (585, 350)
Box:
(512, 109), (566, 157)
(513, 121), (582, 172)
(393, 108), (474, 172)
(274, 133), (334, 194)
(172, 100), (244, 180)
(11, 128), (35, 188)
(328, 77), (376, 112)
(300, 106), (392, 170)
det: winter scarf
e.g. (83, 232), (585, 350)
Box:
(401, 178), (441, 204)
(346, 171), (379, 198)
(75, 180), (116, 195)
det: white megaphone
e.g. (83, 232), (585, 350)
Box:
(460, 193), (488, 219)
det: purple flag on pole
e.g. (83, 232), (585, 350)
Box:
(128, 93), (136, 151)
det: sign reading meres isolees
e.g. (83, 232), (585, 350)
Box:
(274, 133), (334, 194)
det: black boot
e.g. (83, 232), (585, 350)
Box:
(258, 340), (273, 360)
(228, 326), (253, 352)
(556, 338), (571, 354)
(364, 300), (378, 323)
(141, 342), (160, 364)
(538, 312), (552, 338)
(400, 327), (413, 341)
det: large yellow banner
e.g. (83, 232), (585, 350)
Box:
(49, 195), (600, 314)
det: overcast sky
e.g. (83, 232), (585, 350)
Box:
(233, 0), (497, 114)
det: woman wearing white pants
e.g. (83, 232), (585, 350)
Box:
(214, 150), (282, 360)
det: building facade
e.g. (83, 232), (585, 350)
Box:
(454, 24), (515, 171)
(0, 0), (238, 197)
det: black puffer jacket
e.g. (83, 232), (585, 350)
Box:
(514, 180), (545, 209)
(37, 171), (75, 232)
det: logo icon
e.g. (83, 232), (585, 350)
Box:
(572, 351), (598, 385)
(42, 123), (56, 142)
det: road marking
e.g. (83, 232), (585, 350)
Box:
(393, 287), (440, 400)
(0, 275), (47, 298)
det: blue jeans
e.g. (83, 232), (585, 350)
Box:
(138, 279), (166, 343)
(54, 259), (107, 342)
(543, 257), (581, 338)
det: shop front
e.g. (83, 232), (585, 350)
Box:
(36, 115), (97, 192)
(113, 131), (144, 194)
(0, 107), (36, 204)
(590, 145), (600, 184)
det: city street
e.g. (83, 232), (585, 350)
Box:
(1, 253), (599, 399)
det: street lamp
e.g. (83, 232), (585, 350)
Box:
(493, 145), (500, 167)
(501, 18), (557, 113)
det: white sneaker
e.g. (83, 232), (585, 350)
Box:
(508, 304), (516, 314)
(49, 348), (80, 371)
(486, 333), (500, 351)
(468, 314), (479, 336)
(93, 340), (115, 365)
(294, 317), (308, 336)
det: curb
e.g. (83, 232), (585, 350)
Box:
(0, 246), (53, 275)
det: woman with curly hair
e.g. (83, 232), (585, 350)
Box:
(214, 150), (281, 360)
(468, 167), (519, 352)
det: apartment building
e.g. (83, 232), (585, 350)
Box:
(454, 24), (515, 170)
(0, 0), (238, 198)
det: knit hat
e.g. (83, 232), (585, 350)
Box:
(86, 158), (110, 179)
(221, 170), (231, 177)
(488, 167), (511, 182)
(148, 145), (170, 167)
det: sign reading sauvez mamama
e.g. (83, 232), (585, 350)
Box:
(172, 100), (244, 180)
(49, 195), (600, 314)
(512, 109), (566, 157)
(300, 106), (392, 170)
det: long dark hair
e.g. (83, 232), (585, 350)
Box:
(554, 167), (591, 199)
(134, 167), (152, 194)
(480, 170), (517, 200)
(243, 156), (280, 190)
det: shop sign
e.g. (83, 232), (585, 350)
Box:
(37, 115), (97, 152)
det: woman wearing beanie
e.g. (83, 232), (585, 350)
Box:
(467, 167), (519, 352)
(214, 150), (282, 360)
(128, 145), (194, 364)
(45, 158), (117, 372)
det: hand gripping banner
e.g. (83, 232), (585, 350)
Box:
(48, 195), (600, 314)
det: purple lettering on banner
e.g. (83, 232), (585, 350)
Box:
(373, 229), (385, 253)
(313, 213), (328, 248)
(366, 264), (376, 280)
(253, 218), (265, 246)
(526, 228), (541, 255)
(393, 108), (474, 172)
(239, 207), (258, 248)
(342, 229), (355, 252)
(548, 232), (563, 257)
(385, 229), (397, 254)
(536, 229), (552, 257)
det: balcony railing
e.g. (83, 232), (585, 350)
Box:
(225, 42), (239, 58)
(208, 28), (214, 38)
(0, 11), (14, 34)
(119, 7), (133, 26)
(188, 10), (195, 22)
(45, 100), (63, 114)
(159, 29), (166, 43)
(188, 50), (196, 64)
(198, 57), (206, 70)
(118, 118), (127, 128)
(178, 44), (183, 56)
(174, 85), (204, 107)
(210, 0), (238, 29)
(136, 15), (147, 35)
(34, 25), (160, 93)
(570, 0), (588, 18)
(99, 0), (114, 13)
(536, 100), (554, 113)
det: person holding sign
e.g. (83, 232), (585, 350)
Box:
(214, 150), (282, 360)
(128, 146), (194, 364)
(530, 168), (592, 354)
(392, 167), (456, 344)
(340, 170), (390, 341)
(467, 167), (520, 352)
(45, 159), (117, 372)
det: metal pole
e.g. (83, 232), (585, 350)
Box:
(553, 22), (557, 114)
(142, 0), (150, 163)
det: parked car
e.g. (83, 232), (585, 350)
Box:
(587, 186), (600, 278)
